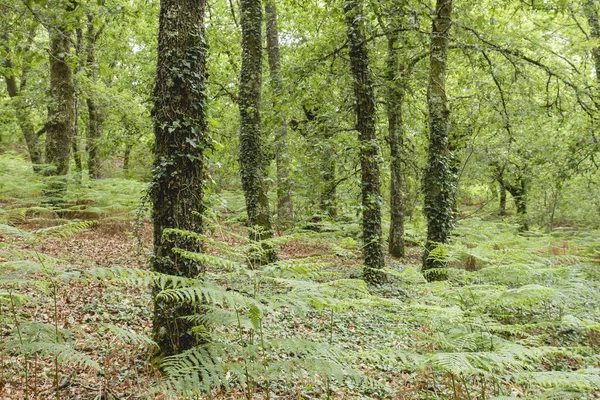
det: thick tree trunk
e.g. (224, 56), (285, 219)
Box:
(422, 0), (454, 279)
(503, 177), (528, 231)
(265, 1), (294, 229)
(151, 0), (207, 358)
(239, 0), (276, 262)
(85, 16), (104, 180)
(3, 46), (44, 171)
(345, 0), (387, 285)
(386, 35), (406, 258)
(44, 26), (76, 200)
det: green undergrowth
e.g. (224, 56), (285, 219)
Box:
(0, 152), (146, 226)
(1, 154), (600, 399)
(92, 219), (600, 399)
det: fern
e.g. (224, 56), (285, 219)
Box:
(33, 220), (98, 240)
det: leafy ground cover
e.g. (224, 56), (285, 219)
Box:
(1, 154), (599, 399)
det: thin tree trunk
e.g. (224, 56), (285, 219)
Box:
(345, 0), (387, 285)
(71, 123), (82, 183)
(239, 0), (276, 262)
(585, 0), (600, 87)
(85, 15), (104, 180)
(2, 36), (44, 171)
(422, 0), (454, 279)
(499, 180), (507, 216)
(320, 145), (337, 219)
(44, 25), (76, 200)
(302, 106), (337, 219)
(151, 0), (208, 358)
(71, 27), (84, 184)
(123, 143), (132, 173)
(265, 0), (294, 229)
(386, 35), (406, 258)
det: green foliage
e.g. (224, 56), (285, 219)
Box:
(92, 217), (600, 398)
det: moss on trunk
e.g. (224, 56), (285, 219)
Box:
(386, 35), (406, 259)
(422, 0), (455, 279)
(44, 25), (76, 201)
(265, 1), (294, 229)
(85, 15), (105, 180)
(345, 0), (387, 285)
(151, 0), (208, 358)
(239, 0), (276, 263)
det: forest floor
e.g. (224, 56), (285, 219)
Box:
(1, 154), (600, 399)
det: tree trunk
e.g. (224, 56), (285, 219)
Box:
(386, 35), (406, 258)
(422, 0), (454, 279)
(503, 177), (528, 231)
(71, 124), (82, 184)
(44, 25), (76, 200)
(302, 106), (337, 219)
(123, 143), (132, 173)
(151, 0), (208, 358)
(265, 0), (294, 229)
(499, 180), (507, 216)
(239, 0), (276, 262)
(345, 0), (387, 285)
(494, 164), (507, 216)
(71, 26), (85, 184)
(320, 146), (337, 219)
(585, 0), (600, 86)
(2, 40), (44, 171)
(86, 16), (104, 180)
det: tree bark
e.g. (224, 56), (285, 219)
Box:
(265, 0), (294, 229)
(85, 15), (105, 180)
(44, 24), (76, 200)
(239, 0), (276, 262)
(422, 0), (454, 279)
(345, 0), (387, 285)
(151, 0), (208, 358)
(386, 35), (406, 258)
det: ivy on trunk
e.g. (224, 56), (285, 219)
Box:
(151, 0), (208, 358)
(345, 0), (387, 285)
(239, 0), (276, 263)
(265, 0), (294, 229)
(422, 0), (455, 280)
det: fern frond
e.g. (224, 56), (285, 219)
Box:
(33, 220), (98, 240)
(520, 369), (600, 390)
(173, 248), (244, 272)
(0, 223), (33, 238)
(101, 323), (156, 346)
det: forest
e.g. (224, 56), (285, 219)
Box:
(1, 0), (600, 398)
